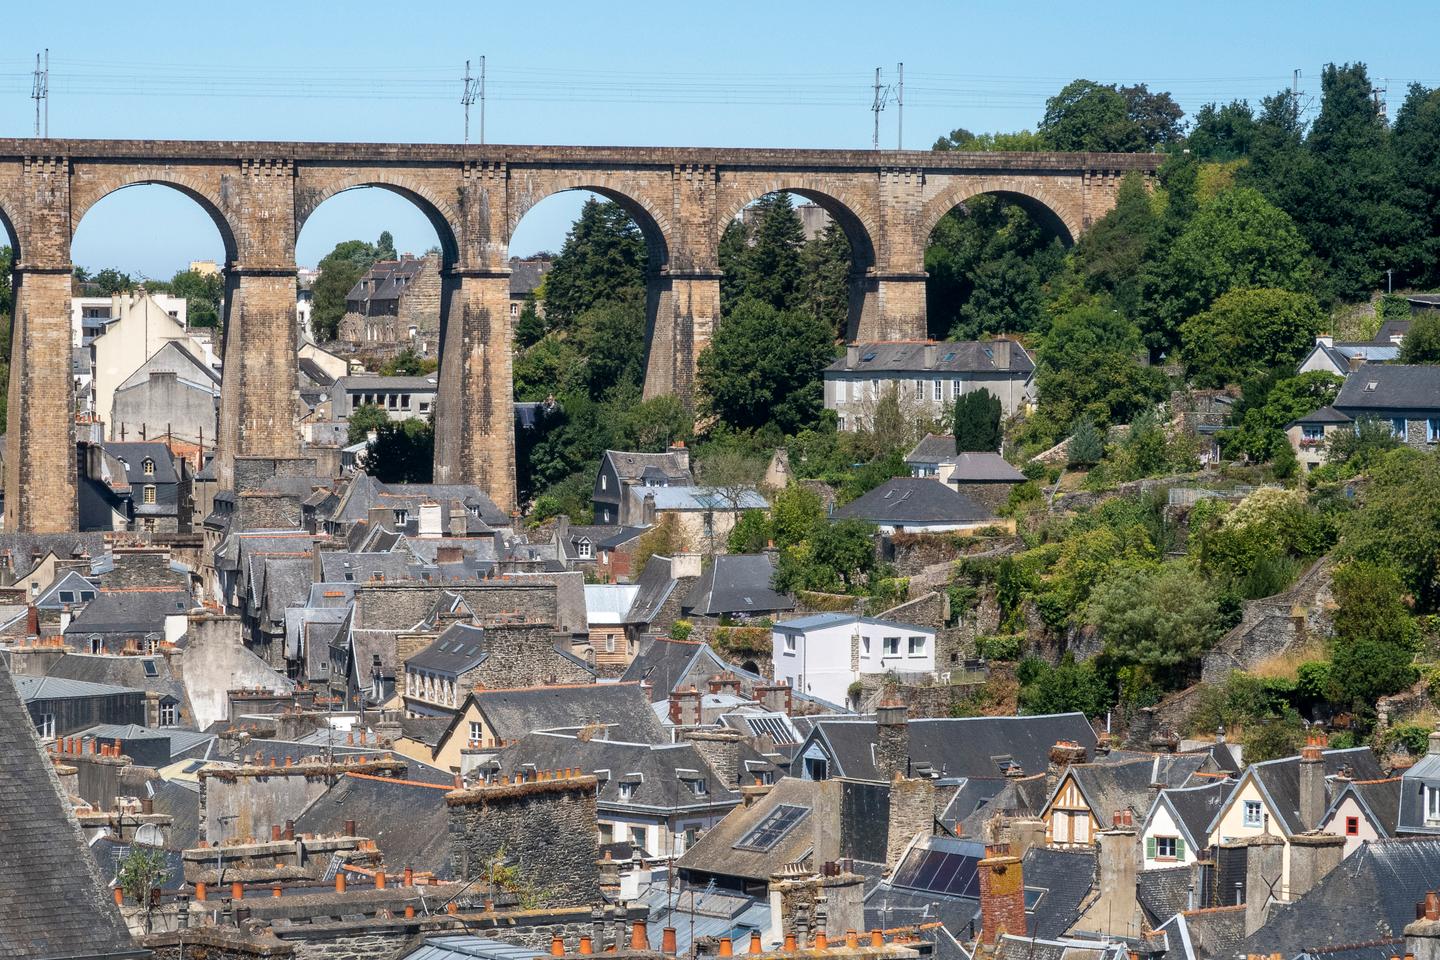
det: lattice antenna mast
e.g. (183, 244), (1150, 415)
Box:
(896, 62), (904, 150)
(31, 50), (49, 138)
(871, 67), (894, 150)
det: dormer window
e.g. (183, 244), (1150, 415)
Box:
(691, 778), (708, 797)
(619, 782), (637, 801)
(142, 458), (155, 475)
(577, 539), (593, 560)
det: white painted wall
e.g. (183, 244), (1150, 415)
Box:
(771, 619), (935, 705)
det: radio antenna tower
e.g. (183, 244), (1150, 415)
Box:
(462, 58), (486, 144)
(31, 50), (49, 138)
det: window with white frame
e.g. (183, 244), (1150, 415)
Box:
(933, 379), (942, 401)
(1427, 785), (1440, 826)
(861, 636), (870, 655)
(784, 635), (796, 654)
(577, 539), (593, 560)
(1243, 800), (1264, 827)
(469, 720), (483, 744)
(883, 636), (900, 656)
(142, 458), (155, 475)
(630, 826), (646, 848)
(159, 701), (178, 726)
(691, 778), (708, 796)
(35, 713), (55, 739)
(908, 636), (926, 656)
(1155, 836), (1178, 859)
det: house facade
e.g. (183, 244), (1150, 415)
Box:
(338, 254), (443, 353)
(1288, 365), (1440, 468)
(824, 339), (1034, 432)
(593, 446), (694, 525)
(770, 613), (935, 706)
(329, 375), (438, 422)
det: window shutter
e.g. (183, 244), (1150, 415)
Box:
(1146, 837), (1156, 859)
(1175, 837), (1185, 858)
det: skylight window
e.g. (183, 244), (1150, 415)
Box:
(1366, 381), (1379, 392)
(941, 352), (956, 362)
(733, 804), (808, 852)
(861, 352), (877, 362)
(142, 660), (159, 678)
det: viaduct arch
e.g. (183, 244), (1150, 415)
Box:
(0, 139), (1159, 533)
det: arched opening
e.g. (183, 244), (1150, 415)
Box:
(509, 187), (679, 511)
(924, 190), (1072, 342)
(296, 185), (460, 483)
(0, 203), (18, 437)
(720, 189), (873, 341)
(70, 183), (236, 448)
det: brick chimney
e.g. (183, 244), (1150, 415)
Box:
(977, 843), (1026, 944)
(755, 682), (794, 716)
(1406, 890), (1440, 960)
(667, 442), (690, 474)
(846, 344), (860, 368)
(1299, 731), (1327, 831)
(668, 686), (702, 726)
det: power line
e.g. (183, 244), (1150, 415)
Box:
(30, 49), (47, 137)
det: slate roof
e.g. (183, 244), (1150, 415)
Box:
(950, 453), (1027, 483)
(1306, 340), (1401, 372)
(43, 653), (191, 717)
(1334, 364), (1440, 412)
(0, 655), (140, 959)
(599, 449), (693, 486)
(906, 434), (958, 464)
(626, 556), (686, 626)
(635, 485), (769, 512)
(103, 441), (180, 484)
(684, 554), (794, 617)
(1051, 754), (1210, 825)
(622, 637), (706, 696)
(1377, 317), (1412, 341)
(407, 621), (507, 676)
(509, 256), (552, 296)
(35, 569), (100, 609)
(1235, 838), (1440, 956)
(148, 778), (201, 850)
(826, 340), (1034, 374)
(0, 532), (107, 574)
(831, 477), (991, 526)
(63, 588), (191, 636)
(1215, 747), (1384, 837)
(13, 674), (141, 701)
(676, 776), (822, 884)
(1149, 779), (1230, 851)
(1323, 777), (1401, 838)
(466, 682), (665, 744)
(400, 715), (451, 748)
(403, 935), (547, 960)
(1137, 865), (1193, 925)
(494, 731), (764, 815)
(1291, 404), (1354, 426)
(800, 713), (1097, 783)
(294, 771), (454, 879)
(773, 613), (931, 633)
(344, 256), (432, 304)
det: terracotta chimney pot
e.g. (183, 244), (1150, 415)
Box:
(580, 936), (594, 955)
(113, 887), (124, 906)
(632, 919), (650, 950)
(551, 936), (566, 957)
(335, 872), (347, 894)
(375, 870), (386, 890)
(749, 931), (763, 954)
(783, 934), (796, 952)
(272, 883), (283, 898)
(814, 933), (827, 950)
(405, 904), (416, 919)
(231, 881), (244, 901)
(846, 931), (859, 948)
(718, 937), (733, 957)
(871, 930), (884, 947)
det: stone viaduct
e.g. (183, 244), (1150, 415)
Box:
(0, 139), (1160, 532)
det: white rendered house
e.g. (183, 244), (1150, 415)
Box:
(770, 613), (935, 707)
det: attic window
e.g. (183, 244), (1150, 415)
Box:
(58, 590), (75, 603)
(941, 352), (956, 362)
(142, 458), (155, 476)
(1365, 381), (1379, 392)
(142, 659), (159, 678)
(860, 351), (877, 362)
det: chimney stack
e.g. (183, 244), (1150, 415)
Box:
(1406, 891), (1440, 960)
(1046, 740), (1087, 793)
(991, 338), (1011, 369)
(875, 701), (910, 780)
(846, 344), (860, 368)
(1299, 731), (1327, 831)
(977, 844), (1026, 944)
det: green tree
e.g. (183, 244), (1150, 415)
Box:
(1392, 84), (1440, 287)
(514, 302), (546, 348)
(732, 193), (807, 313)
(1332, 561), (1415, 648)
(808, 519), (878, 591)
(1187, 100), (1258, 161)
(697, 299), (834, 434)
(1338, 450), (1440, 610)
(1400, 310), (1440, 363)
(727, 510), (771, 553)
(375, 230), (397, 261)
(1067, 415), (1105, 468)
(166, 268), (224, 328)
(346, 403), (390, 445)
(1146, 188), (1315, 356)
(800, 223), (853, 339)
(116, 845), (169, 931)
(542, 199), (647, 331)
(1325, 416), (1402, 471)
(1040, 80), (1139, 152)
(933, 128), (1046, 151)
(1088, 560), (1222, 675)
(581, 300), (647, 395)
(1180, 288), (1326, 387)
(1036, 303), (1166, 427)
(953, 389), (1002, 452)
(1222, 370), (1344, 461)
(1070, 172), (1160, 319)
(93, 267), (134, 294)
(613, 395), (693, 452)
(361, 418), (434, 483)
(770, 483), (825, 549)
(1017, 654), (1113, 717)
(312, 238), (381, 341)
(381, 347), (430, 377)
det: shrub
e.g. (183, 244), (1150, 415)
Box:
(976, 634), (1024, 662)
(670, 620), (694, 641)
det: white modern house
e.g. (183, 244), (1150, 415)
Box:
(770, 613), (936, 707)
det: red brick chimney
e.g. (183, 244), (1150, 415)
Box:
(668, 686), (703, 725)
(977, 843), (1026, 944)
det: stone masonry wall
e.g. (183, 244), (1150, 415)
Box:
(447, 774), (600, 908)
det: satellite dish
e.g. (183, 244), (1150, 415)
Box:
(135, 824), (164, 847)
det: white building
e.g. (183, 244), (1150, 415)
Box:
(72, 291), (188, 348)
(770, 613), (935, 707)
(1139, 781), (1227, 871)
(87, 291), (218, 438)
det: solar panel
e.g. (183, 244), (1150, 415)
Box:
(746, 715), (797, 745)
(892, 843), (982, 898)
(734, 804), (809, 852)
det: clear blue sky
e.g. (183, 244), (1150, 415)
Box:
(3, 0), (1437, 277)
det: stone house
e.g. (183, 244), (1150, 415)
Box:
(1295, 333), (1401, 377)
(824, 339), (1035, 433)
(102, 441), (193, 533)
(508, 255), (552, 322)
(1287, 365), (1440, 469)
(87, 289), (215, 437)
(339, 254), (443, 354)
(62, 587), (192, 656)
(329, 374), (438, 422)
(399, 620), (595, 718)
(830, 476), (993, 534)
(1397, 726), (1440, 837)
(627, 485), (770, 553)
(905, 434), (1025, 512)
(592, 445), (694, 525)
